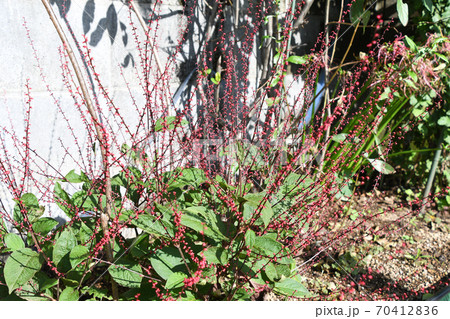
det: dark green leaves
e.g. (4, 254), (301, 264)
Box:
(4, 248), (43, 293)
(350, 0), (370, 27)
(423, 0), (433, 12)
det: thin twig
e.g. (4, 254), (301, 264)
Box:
(40, 0), (118, 300)
(129, 0), (172, 114)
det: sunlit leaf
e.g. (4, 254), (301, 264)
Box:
(4, 248), (43, 294)
(4, 233), (25, 252)
(287, 55), (308, 65)
(108, 259), (143, 288)
(53, 228), (77, 265)
(59, 286), (79, 301)
(367, 158), (396, 174)
(165, 272), (188, 289)
(397, 0), (409, 26)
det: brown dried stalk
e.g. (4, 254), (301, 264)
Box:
(40, 0), (118, 300)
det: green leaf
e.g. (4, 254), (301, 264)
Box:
(397, 0), (409, 26)
(150, 247), (189, 280)
(69, 245), (89, 269)
(270, 75), (281, 88)
(367, 158), (396, 174)
(120, 143), (131, 155)
(76, 220), (94, 245)
(404, 36), (417, 52)
(260, 205), (274, 227)
(264, 262), (279, 282)
(350, 0), (370, 26)
(165, 167), (207, 191)
(53, 228), (77, 265)
(131, 213), (175, 238)
(154, 116), (188, 132)
(437, 116), (450, 127)
(34, 272), (58, 291)
(54, 182), (75, 218)
(332, 133), (348, 143)
(64, 170), (88, 183)
(4, 248), (43, 294)
(335, 176), (354, 202)
(287, 55), (308, 65)
(32, 217), (59, 236)
(108, 259), (143, 288)
(423, 0), (432, 12)
(253, 235), (283, 256)
(273, 52), (281, 62)
(263, 262), (291, 283)
(243, 193), (274, 227)
(80, 286), (113, 301)
(266, 97), (280, 107)
(4, 233), (25, 251)
(59, 287), (79, 301)
(203, 246), (229, 265)
(21, 193), (39, 208)
(245, 229), (256, 249)
(279, 173), (313, 195)
(274, 276), (310, 297)
(440, 290), (450, 301)
(165, 272), (188, 289)
(211, 71), (221, 85)
(412, 107), (425, 117)
(13, 193), (44, 224)
(435, 52), (449, 63)
(181, 206), (228, 241)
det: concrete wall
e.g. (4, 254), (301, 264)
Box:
(0, 0), (323, 220)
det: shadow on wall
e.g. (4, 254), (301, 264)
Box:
(51, 0), (135, 67)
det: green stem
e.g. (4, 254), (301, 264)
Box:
(420, 132), (444, 215)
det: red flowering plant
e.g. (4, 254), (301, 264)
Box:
(0, 0), (448, 301)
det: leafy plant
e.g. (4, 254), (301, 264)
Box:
(0, 0), (448, 302)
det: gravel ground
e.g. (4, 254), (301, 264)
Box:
(287, 191), (449, 301)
